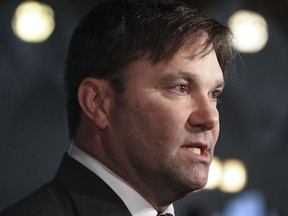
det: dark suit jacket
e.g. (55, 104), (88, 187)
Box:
(0, 154), (132, 216)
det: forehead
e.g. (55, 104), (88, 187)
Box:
(162, 47), (223, 83)
(122, 32), (223, 87)
(124, 46), (223, 90)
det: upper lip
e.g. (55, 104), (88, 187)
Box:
(183, 142), (209, 149)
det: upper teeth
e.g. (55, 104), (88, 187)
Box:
(188, 147), (201, 155)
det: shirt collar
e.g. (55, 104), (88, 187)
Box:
(68, 144), (175, 216)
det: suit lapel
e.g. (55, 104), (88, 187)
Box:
(56, 154), (132, 216)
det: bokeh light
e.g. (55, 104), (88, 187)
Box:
(12, 1), (55, 43)
(205, 156), (223, 190)
(228, 10), (268, 53)
(219, 159), (247, 193)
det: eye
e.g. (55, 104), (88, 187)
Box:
(171, 84), (190, 94)
(211, 89), (223, 102)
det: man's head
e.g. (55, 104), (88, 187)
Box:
(64, 0), (234, 139)
(64, 0), (234, 210)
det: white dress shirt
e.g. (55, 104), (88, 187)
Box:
(68, 144), (175, 216)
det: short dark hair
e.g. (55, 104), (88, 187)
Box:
(64, 0), (234, 139)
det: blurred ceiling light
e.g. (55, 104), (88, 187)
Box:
(12, 1), (55, 43)
(228, 10), (268, 53)
(219, 159), (247, 193)
(205, 156), (223, 190)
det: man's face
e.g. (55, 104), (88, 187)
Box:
(105, 42), (224, 201)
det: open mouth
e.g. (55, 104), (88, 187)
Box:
(182, 143), (210, 157)
(187, 147), (202, 155)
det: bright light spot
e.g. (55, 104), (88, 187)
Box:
(205, 156), (223, 190)
(228, 10), (268, 53)
(220, 159), (247, 193)
(12, 1), (55, 43)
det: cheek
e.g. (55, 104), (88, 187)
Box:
(136, 99), (188, 143)
(215, 122), (220, 136)
(211, 124), (220, 148)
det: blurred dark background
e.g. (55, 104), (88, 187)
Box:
(1, 0), (288, 215)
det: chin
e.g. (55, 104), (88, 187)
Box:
(190, 175), (209, 191)
(179, 180), (207, 196)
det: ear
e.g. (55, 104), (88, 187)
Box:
(77, 77), (111, 130)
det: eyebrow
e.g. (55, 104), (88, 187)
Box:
(215, 80), (225, 89)
(160, 71), (196, 82)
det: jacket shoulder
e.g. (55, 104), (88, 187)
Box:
(0, 180), (76, 216)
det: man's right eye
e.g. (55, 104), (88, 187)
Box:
(170, 84), (190, 94)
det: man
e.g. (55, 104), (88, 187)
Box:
(1, 0), (234, 215)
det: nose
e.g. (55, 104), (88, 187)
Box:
(187, 97), (219, 132)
